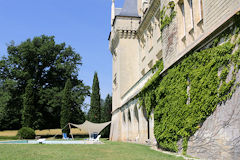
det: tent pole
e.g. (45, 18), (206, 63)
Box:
(69, 123), (74, 140)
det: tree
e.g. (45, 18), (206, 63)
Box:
(100, 94), (112, 137)
(0, 79), (21, 130)
(0, 35), (89, 130)
(61, 79), (72, 134)
(61, 79), (87, 134)
(70, 84), (88, 124)
(88, 72), (101, 123)
(22, 80), (35, 128)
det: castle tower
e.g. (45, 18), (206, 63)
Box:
(109, 0), (141, 141)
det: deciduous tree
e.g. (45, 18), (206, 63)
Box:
(0, 35), (89, 130)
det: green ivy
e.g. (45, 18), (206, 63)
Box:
(182, 137), (188, 155)
(160, 2), (176, 32)
(138, 14), (240, 153)
(138, 59), (163, 115)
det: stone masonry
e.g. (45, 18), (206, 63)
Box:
(108, 0), (240, 159)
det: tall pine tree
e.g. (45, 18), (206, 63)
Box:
(22, 79), (35, 128)
(100, 94), (112, 137)
(88, 72), (101, 123)
(61, 79), (72, 134)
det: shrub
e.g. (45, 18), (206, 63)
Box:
(17, 127), (35, 139)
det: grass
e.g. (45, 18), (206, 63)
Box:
(0, 140), (184, 160)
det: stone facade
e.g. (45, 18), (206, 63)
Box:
(187, 84), (240, 159)
(108, 0), (240, 159)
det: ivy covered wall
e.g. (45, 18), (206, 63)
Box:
(138, 14), (240, 153)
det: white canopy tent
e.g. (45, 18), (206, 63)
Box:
(69, 120), (111, 139)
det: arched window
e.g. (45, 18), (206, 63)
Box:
(128, 109), (131, 122)
(123, 111), (126, 123)
(134, 105), (139, 122)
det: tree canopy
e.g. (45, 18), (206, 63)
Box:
(0, 35), (89, 130)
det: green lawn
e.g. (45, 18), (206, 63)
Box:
(0, 140), (184, 160)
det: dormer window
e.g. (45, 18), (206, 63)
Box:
(142, 0), (149, 14)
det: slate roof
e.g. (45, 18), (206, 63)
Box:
(115, 8), (122, 16)
(119, 0), (139, 17)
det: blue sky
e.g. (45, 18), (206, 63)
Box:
(0, 0), (124, 102)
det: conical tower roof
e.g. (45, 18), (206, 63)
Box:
(119, 0), (139, 17)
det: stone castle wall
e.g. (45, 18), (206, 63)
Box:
(204, 0), (240, 31)
(109, 0), (240, 159)
(187, 70), (240, 159)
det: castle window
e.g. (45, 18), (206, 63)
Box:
(113, 73), (117, 86)
(141, 68), (145, 76)
(134, 105), (139, 122)
(140, 35), (146, 49)
(148, 60), (153, 69)
(113, 78), (116, 85)
(188, 0), (194, 30)
(147, 27), (153, 53)
(123, 111), (126, 123)
(156, 50), (162, 60)
(142, 0), (149, 14)
(128, 109), (131, 122)
(179, 1), (186, 40)
(199, 0), (203, 21)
